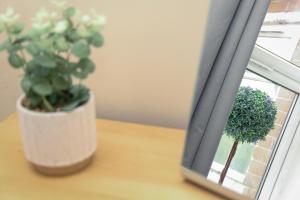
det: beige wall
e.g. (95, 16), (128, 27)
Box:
(0, 0), (209, 128)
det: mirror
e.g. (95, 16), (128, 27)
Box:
(182, 0), (300, 199)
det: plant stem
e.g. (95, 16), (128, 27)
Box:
(20, 49), (27, 72)
(218, 140), (239, 184)
(42, 96), (54, 112)
(20, 49), (26, 61)
(3, 23), (12, 43)
(66, 50), (71, 61)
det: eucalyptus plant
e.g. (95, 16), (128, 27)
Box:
(0, 1), (106, 112)
(219, 86), (277, 184)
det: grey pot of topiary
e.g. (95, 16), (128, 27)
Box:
(218, 86), (277, 184)
(0, 2), (106, 175)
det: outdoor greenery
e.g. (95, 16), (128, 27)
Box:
(214, 135), (254, 173)
(218, 86), (277, 184)
(0, 1), (106, 112)
(225, 86), (277, 143)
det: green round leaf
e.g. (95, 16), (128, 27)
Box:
(0, 23), (4, 33)
(32, 81), (53, 96)
(71, 41), (90, 58)
(28, 29), (43, 39)
(8, 53), (25, 68)
(26, 43), (40, 55)
(9, 23), (24, 34)
(90, 33), (104, 47)
(26, 94), (41, 107)
(0, 40), (9, 52)
(52, 76), (71, 91)
(7, 43), (22, 53)
(54, 37), (70, 52)
(63, 7), (76, 18)
(72, 58), (95, 79)
(38, 39), (53, 52)
(73, 69), (88, 79)
(21, 77), (32, 93)
(66, 29), (80, 42)
(34, 54), (56, 68)
(80, 58), (95, 73)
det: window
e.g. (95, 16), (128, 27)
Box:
(257, 0), (300, 67)
(251, 46), (300, 200)
(207, 45), (300, 200)
(202, 1), (300, 199)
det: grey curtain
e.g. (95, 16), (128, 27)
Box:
(182, 0), (271, 176)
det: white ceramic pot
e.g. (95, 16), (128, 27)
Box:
(16, 93), (97, 175)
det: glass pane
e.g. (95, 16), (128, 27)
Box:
(257, 0), (300, 67)
(208, 70), (297, 199)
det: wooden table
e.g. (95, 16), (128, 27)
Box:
(0, 114), (224, 200)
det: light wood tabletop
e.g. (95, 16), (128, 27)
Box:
(0, 114), (224, 200)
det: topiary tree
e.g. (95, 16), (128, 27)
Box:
(218, 86), (277, 184)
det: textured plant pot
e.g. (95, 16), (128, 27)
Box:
(16, 93), (97, 175)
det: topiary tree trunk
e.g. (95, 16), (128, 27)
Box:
(218, 140), (239, 184)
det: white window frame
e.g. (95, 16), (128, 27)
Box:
(247, 45), (300, 200)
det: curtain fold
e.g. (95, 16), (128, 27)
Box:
(182, 0), (271, 176)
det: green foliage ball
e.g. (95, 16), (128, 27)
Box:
(225, 86), (277, 143)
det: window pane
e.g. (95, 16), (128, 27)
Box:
(257, 0), (300, 67)
(208, 70), (296, 199)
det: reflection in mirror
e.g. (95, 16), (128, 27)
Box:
(207, 71), (296, 199)
(183, 66), (297, 200)
(181, 0), (300, 199)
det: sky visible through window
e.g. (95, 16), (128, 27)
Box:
(257, 0), (300, 67)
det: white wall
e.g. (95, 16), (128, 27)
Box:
(0, 0), (209, 128)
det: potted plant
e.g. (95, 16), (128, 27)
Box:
(218, 86), (277, 184)
(0, 2), (106, 175)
